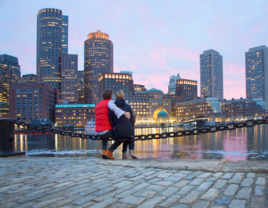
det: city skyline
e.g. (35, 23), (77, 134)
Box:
(1, 0), (268, 99)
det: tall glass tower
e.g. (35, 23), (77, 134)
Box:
(36, 8), (68, 90)
(200, 49), (223, 100)
(84, 30), (113, 104)
(246, 45), (268, 110)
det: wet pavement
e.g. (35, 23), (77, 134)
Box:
(0, 156), (268, 208)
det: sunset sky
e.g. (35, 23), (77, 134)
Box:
(1, 0), (268, 99)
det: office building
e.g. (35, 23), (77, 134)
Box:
(200, 49), (223, 100)
(78, 70), (84, 104)
(245, 46), (268, 110)
(175, 79), (197, 101)
(59, 54), (78, 103)
(55, 104), (95, 127)
(18, 74), (38, 83)
(168, 74), (181, 95)
(9, 83), (59, 123)
(222, 97), (267, 121)
(84, 30), (113, 104)
(0, 54), (21, 118)
(175, 97), (225, 123)
(36, 8), (68, 90)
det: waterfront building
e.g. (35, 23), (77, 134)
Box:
(222, 97), (268, 121)
(245, 46), (268, 110)
(18, 74), (38, 83)
(55, 104), (95, 127)
(59, 54), (78, 103)
(98, 72), (179, 124)
(168, 74), (181, 95)
(134, 84), (147, 93)
(200, 49), (223, 100)
(78, 70), (84, 104)
(175, 97), (225, 123)
(9, 83), (59, 123)
(175, 79), (197, 101)
(37, 8), (68, 90)
(84, 30), (113, 104)
(0, 54), (21, 118)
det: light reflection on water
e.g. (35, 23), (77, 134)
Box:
(14, 124), (268, 161)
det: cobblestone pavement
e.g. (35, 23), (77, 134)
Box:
(0, 157), (267, 208)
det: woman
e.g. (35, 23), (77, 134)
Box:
(105, 90), (137, 160)
(95, 89), (130, 159)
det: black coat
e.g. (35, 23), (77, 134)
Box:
(109, 99), (135, 138)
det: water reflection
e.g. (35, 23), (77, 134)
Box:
(13, 124), (268, 161)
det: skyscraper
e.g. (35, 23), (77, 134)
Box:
(246, 45), (268, 110)
(200, 49), (223, 100)
(84, 30), (113, 104)
(59, 54), (78, 103)
(36, 8), (68, 90)
(0, 54), (21, 118)
(168, 74), (181, 95)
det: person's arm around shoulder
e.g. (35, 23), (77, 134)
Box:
(108, 100), (130, 119)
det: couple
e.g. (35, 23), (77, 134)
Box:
(95, 89), (137, 160)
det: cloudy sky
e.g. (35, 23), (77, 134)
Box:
(1, 0), (268, 99)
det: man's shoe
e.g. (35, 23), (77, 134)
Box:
(122, 152), (127, 159)
(101, 150), (109, 159)
(130, 150), (138, 159)
(105, 150), (115, 160)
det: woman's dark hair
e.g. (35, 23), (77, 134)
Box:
(103, 89), (113, 99)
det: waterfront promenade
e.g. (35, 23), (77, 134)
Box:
(0, 156), (267, 208)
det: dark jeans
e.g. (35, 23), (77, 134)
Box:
(123, 141), (134, 152)
(99, 130), (112, 150)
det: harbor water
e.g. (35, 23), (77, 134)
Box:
(13, 124), (268, 161)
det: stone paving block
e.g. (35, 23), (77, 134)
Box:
(213, 179), (227, 189)
(125, 172), (142, 178)
(215, 196), (232, 205)
(114, 184), (133, 194)
(158, 195), (182, 207)
(133, 190), (156, 198)
(206, 177), (219, 182)
(89, 197), (118, 208)
(196, 181), (213, 191)
(164, 176), (182, 182)
(155, 180), (174, 186)
(109, 202), (135, 208)
(131, 183), (150, 191)
(241, 178), (254, 187)
(157, 173), (173, 178)
(201, 188), (219, 201)
(224, 184), (239, 196)
(246, 173), (255, 178)
(129, 175), (146, 181)
(172, 173), (188, 178)
(145, 185), (165, 192)
(46, 196), (81, 208)
(178, 185), (195, 195)
(17, 193), (48, 203)
(141, 171), (156, 176)
(192, 201), (210, 208)
(228, 175), (243, 184)
(229, 199), (246, 208)
(178, 170), (193, 174)
(189, 178), (204, 185)
(15, 201), (36, 208)
(120, 195), (146, 205)
(255, 177), (266, 185)
(236, 187), (252, 199)
(91, 187), (116, 196)
(161, 187), (178, 196)
(213, 172), (223, 177)
(197, 172), (213, 178)
(137, 196), (167, 208)
(250, 196), (265, 208)
(221, 173), (233, 179)
(254, 186), (264, 195)
(179, 190), (201, 204)
(114, 181), (133, 188)
(93, 192), (116, 202)
(173, 180), (190, 188)
(32, 197), (64, 208)
(184, 173), (199, 180)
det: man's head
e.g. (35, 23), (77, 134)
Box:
(102, 89), (113, 99)
(115, 90), (125, 99)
